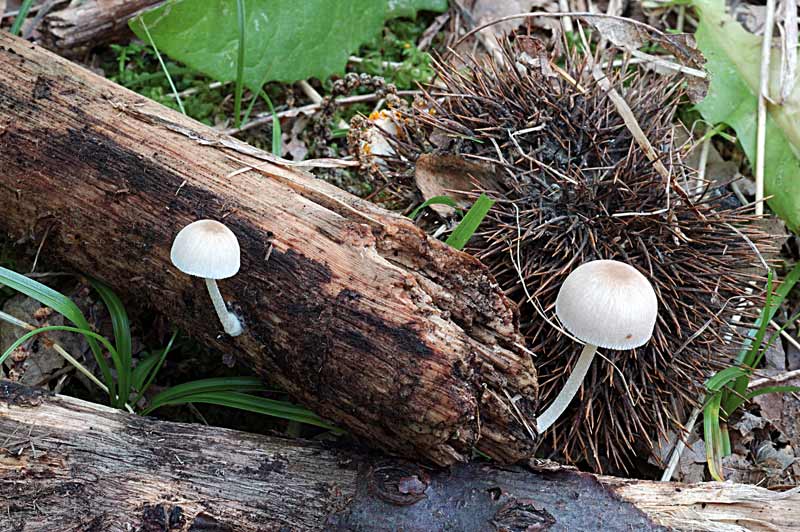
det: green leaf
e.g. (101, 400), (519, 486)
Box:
(130, 0), (386, 88)
(703, 392), (725, 480)
(445, 193), (495, 250)
(132, 351), (163, 393)
(693, 0), (800, 232)
(408, 195), (461, 219)
(386, 0), (448, 19)
(745, 385), (800, 400)
(141, 376), (268, 415)
(90, 280), (133, 408)
(145, 391), (339, 430)
(132, 330), (178, 406)
(705, 366), (748, 392)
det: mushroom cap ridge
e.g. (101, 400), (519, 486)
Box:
(555, 260), (658, 350)
(170, 219), (241, 279)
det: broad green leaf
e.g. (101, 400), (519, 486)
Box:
(130, 0), (386, 88)
(387, 0), (448, 19)
(693, 0), (800, 232)
(446, 193), (495, 250)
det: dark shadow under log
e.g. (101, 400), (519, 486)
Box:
(3, 381), (798, 532)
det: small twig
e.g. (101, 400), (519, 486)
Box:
(298, 80), (323, 104)
(749, 368), (800, 388)
(661, 406), (701, 481)
(694, 136), (711, 201)
(30, 224), (51, 274)
(225, 90), (420, 134)
(779, 0), (798, 103)
(348, 55), (404, 69)
(755, 0), (777, 217)
(770, 317), (800, 355)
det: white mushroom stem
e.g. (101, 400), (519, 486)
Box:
(204, 278), (243, 337)
(536, 343), (598, 433)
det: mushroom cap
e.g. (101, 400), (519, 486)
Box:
(170, 219), (241, 279)
(555, 260), (658, 350)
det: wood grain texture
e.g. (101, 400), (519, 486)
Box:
(0, 32), (537, 465)
(39, 0), (158, 53)
(2, 381), (798, 532)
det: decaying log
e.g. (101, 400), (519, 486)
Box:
(0, 32), (538, 466)
(39, 0), (159, 53)
(2, 381), (798, 532)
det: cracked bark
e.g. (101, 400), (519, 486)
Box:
(0, 32), (538, 465)
(2, 382), (798, 532)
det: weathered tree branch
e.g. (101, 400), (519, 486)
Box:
(39, 0), (159, 53)
(0, 32), (538, 465)
(2, 381), (797, 532)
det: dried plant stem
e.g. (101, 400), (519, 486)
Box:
(225, 90), (420, 134)
(660, 406), (701, 481)
(755, 0), (776, 217)
(749, 368), (800, 388)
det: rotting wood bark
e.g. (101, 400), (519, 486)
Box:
(39, 0), (159, 53)
(0, 32), (538, 466)
(2, 381), (798, 532)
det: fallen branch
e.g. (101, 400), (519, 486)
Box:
(0, 32), (537, 466)
(39, 0), (158, 53)
(2, 380), (798, 532)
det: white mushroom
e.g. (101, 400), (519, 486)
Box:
(170, 219), (243, 337)
(536, 259), (658, 433)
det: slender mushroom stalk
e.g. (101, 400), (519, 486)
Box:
(536, 343), (597, 433)
(205, 278), (243, 336)
(536, 260), (658, 434)
(170, 219), (244, 337)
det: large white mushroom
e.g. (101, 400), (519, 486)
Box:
(170, 219), (243, 337)
(536, 259), (658, 433)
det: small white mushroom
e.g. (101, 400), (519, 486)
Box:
(536, 259), (658, 433)
(170, 219), (243, 337)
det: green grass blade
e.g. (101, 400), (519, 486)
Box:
(142, 376), (267, 414)
(132, 351), (162, 393)
(705, 366), (748, 391)
(445, 193), (494, 250)
(0, 267), (113, 398)
(90, 280), (132, 408)
(233, 0), (246, 127)
(703, 392), (725, 480)
(137, 17), (185, 115)
(132, 330), (178, 406)
(745, 385), (800, 400)
(10, 0), (34, 36)
(145, 390), (339, 430)
(0, 325), (120, 374)
(409, 196), (461, 219)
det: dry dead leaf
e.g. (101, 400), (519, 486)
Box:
(458, 0), (560, 60)
(414, 154), (500, 216)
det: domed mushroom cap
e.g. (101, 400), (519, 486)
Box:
(555, 260), (658, 350)
(170, 220), (241, 279)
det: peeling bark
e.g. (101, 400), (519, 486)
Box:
(2, 381), (797, 532)
(0, 33), (538, 466)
